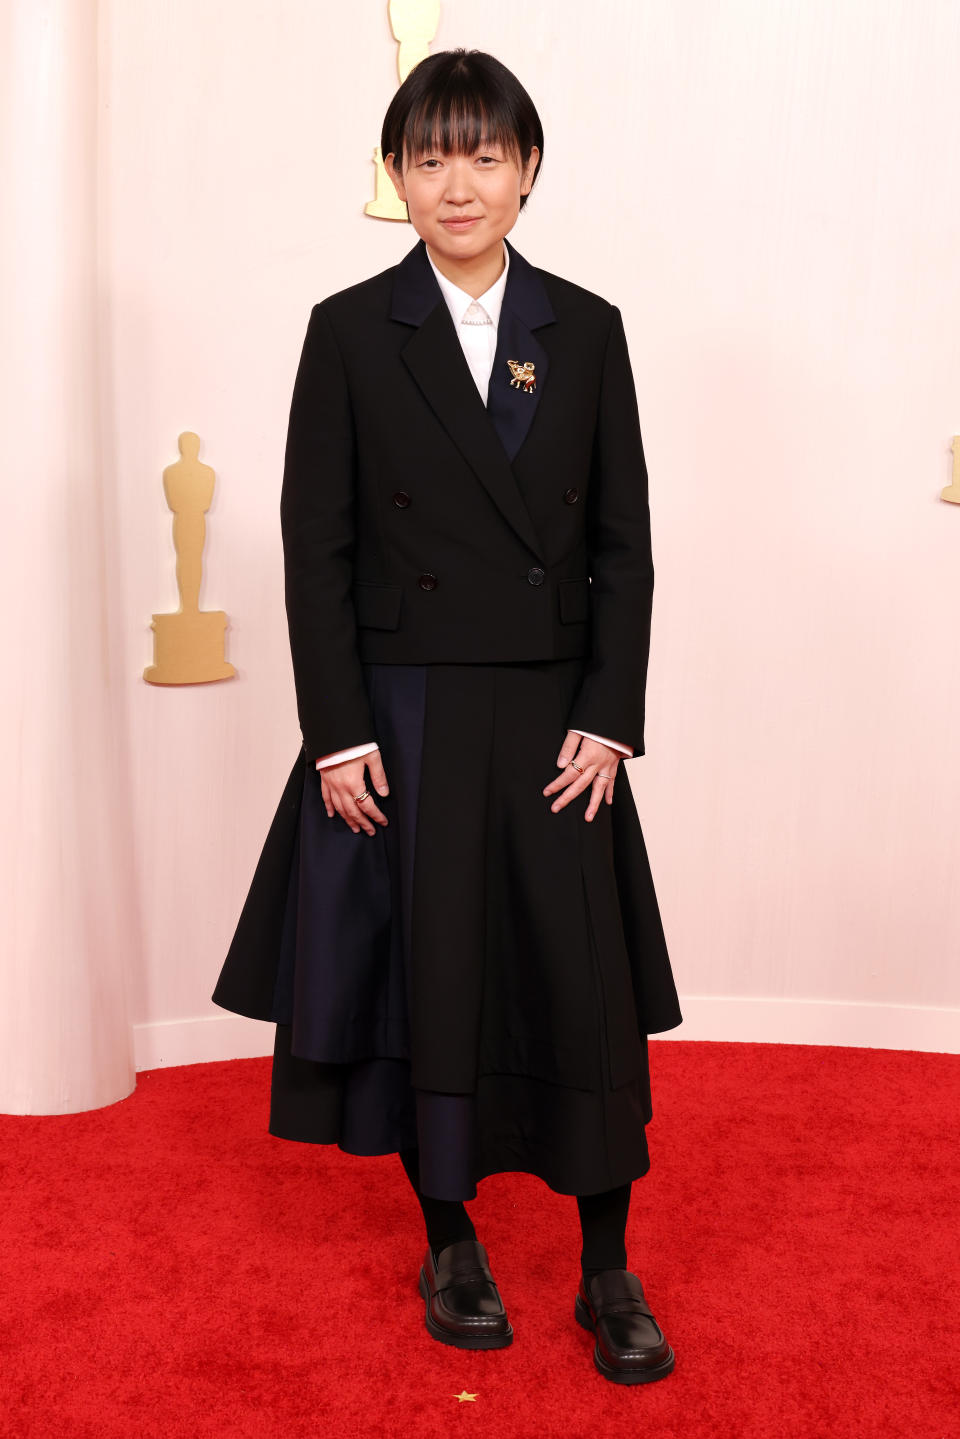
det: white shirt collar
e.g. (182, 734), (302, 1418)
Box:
(425, 240), (509, 329)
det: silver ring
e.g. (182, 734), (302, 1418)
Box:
(355, 789), (370, 803)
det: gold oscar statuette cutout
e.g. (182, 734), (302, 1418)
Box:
(940, 436), (960, 504)
(365, 0), (441, 221)
(143, 432), (236, 685)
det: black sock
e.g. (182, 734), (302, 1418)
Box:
(577, 1181), (632, 1280)
(399, 1145), (476, 1261)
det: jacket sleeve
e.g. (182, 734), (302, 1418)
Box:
(564, 304), (654, 756)
(279, 303), (376, 760)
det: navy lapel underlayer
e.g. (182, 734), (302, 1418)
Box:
(390, 236), (555, 562)
(487, 236), (552, 464)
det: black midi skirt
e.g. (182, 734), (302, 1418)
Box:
(258, 655), (683, 1202)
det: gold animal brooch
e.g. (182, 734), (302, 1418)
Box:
(506, 359), (536, 394)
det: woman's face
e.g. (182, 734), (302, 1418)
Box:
(384, 139), (540, 264)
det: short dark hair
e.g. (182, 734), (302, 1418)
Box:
(380, 49), (544, 212)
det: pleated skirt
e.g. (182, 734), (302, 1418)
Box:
(267, 657), (656, 1201)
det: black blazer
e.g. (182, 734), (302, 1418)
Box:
(280, 235), (654, 763)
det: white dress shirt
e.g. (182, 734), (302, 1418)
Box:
(314, 242), (633, 770)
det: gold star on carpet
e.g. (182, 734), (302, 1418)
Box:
(453, 1390), (478, 1403)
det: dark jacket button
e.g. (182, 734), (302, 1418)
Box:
(563, 487), (579, 504)
(418, 572), (438, 590)
(527, 567), (545, 586)
(392, 491), (411, 507)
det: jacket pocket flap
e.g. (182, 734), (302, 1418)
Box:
(558, 577), (590, 624)
(353, 581), (403, 630)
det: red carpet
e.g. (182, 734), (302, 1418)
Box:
(1, 1040), (958, 1438)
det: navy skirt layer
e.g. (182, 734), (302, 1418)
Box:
(267, 659), (655, 1201)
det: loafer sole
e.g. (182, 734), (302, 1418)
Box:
(575, 1292), (675, 1384)
(419, 1268), (514, 1350)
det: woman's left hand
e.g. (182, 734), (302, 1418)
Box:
(543, 732), (623, 821)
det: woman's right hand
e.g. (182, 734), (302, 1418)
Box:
(319, 750), (390, 835)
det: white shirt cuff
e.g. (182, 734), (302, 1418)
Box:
(569, 728), (634, 758)
(315, 741), (378, 770)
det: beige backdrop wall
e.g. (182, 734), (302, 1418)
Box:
(9, 0), (959, 1095)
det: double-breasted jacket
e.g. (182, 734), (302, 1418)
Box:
(282, 234), (654, 763)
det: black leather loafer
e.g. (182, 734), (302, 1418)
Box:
(575, 1268), (675, 1383)
(418, 1238), (513, 1349)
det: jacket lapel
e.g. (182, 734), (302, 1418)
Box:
(391, 236), (555, 563)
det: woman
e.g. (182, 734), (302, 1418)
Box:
(212, 48), (683, 1385)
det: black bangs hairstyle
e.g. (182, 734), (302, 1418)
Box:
(380, 48), (544, 212)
